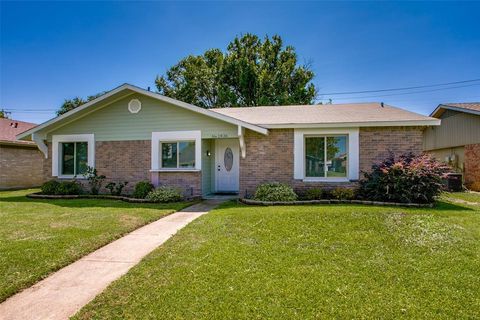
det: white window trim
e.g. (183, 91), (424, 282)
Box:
(52, 134), (95, 178)
(294, 128), (359, 182)
(151, 131), (201, 171)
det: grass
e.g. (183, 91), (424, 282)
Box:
(74, 195), (480, 319)
(442, 191), (480, 204)
(0, 189), (192, 302)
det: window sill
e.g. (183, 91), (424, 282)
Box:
(150, 169), (200, 172)
(302, 177), (350, 183)
(56, 175), (87, 180)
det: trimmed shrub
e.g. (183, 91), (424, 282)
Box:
(56, 180), (82, 195)
(253, 182), (298, 202)
(331, 187), (355, 200)
(358, 152), (450, 204)
(133, 181), (155, 199)
(146, 186), (183, 203)
(41, 180), (60, 195)
(304, 188), (323, 200)
(105, 181), (129, 196)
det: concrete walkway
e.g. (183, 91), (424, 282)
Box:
(0, 200), (223, 320)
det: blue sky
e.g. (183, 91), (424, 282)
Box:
(1, 1), (479, 123)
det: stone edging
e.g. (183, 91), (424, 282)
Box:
(28, 193), (161, 203)
(239, 198), (434, 208)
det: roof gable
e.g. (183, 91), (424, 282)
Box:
(431, 103), (480, 118)
(17, 84), (268, 140)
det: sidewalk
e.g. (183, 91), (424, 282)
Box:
(0, 200), (223, 320)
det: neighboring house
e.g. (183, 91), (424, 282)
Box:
(0, 118), (45, 190)
(424, 103), (480, 190)
(17, 84), (440, 198)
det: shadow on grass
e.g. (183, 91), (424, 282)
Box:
(0, 194), (191, 210)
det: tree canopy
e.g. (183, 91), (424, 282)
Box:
(56, 93), (104, 116)
(156, 34), (317, 108)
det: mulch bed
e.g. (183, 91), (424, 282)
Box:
(239, 198), (434, 208)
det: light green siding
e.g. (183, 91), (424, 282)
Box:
(201, 139), (215, 195)
(47, 94), (238, 141)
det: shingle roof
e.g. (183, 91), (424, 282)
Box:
(432, 102), (480, 117)
(211, 102), (439, 127)
(0, 118), (37, 146)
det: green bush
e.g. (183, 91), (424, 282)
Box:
(253, 182), (298, 202)
(146, 186), (183, 203)
(56, 181), (82, 195)
(133, 181), (155, 199)
(105, 181), (129, 196)
(41, 180), (60, 195)
(304, 188), (323, 200)
(330, 187), (355, 200)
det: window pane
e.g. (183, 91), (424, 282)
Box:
(75, 142), (88, 175)
(61, 143), (75, 175)
(179, 141), (195, 168)
(326, 136), (347, 177)
(162, 143), (177, 168)
(305, 137), (325, 177)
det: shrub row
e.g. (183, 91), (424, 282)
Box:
(252, 153), (449, 204)
(40, 167), (184, 203)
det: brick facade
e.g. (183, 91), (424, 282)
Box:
(464, 143), (480, 190)
(0, 144), (45, 190)
(45, 140), (201, 196)
(239, 127), (424, 197)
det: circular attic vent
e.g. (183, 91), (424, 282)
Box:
(128, 99), (142, 113)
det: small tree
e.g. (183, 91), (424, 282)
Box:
(56, 92), (105, 116)
(84, 166), (106, 195)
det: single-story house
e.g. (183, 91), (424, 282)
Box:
(17, 84), (440, 197)
(1, 118), (45, 190)
(424, 103), (480, 190)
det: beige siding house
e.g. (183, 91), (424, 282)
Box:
(0, 118), (45, 190)
(424, 103), (480, 190)
(17, 83), (440, 198)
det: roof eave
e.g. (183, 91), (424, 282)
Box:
(257, 119), (441, 129)
(431, 104), (480, 118)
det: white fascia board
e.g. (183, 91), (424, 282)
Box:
(17, 84), (133, 140)
(151, 130), (202, 171)
(259, 120), (441, 129)
(294, 128), (359, 181)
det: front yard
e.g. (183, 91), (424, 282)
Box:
(0, 189), (191, 302)
(75, 193), (480, 319)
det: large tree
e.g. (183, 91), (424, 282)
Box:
(156, 34), (317, 108)
(56, 93), (104, 116)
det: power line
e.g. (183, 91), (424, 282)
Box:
(317, 83), (480, 101)
(318, 78), (480, 95)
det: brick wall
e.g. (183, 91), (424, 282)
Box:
(359, 127), (424, 173)
(464, 143), (480, 190)
(151, 171), (201, 197)
(240, 127), (424, 197)
(0, 145), (45, 190)
(44, 140), (201, 195)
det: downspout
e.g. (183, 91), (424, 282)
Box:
(32, 133), (48, 159)
(238, 125), (246, 159)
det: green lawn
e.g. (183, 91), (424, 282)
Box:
(0, 189), (192, 302)
(74, 195), (480, 319)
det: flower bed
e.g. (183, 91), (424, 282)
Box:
(239, 198), (434, 208)
(27, 192), (200, 203)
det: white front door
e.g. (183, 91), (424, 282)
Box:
(215, 139), (239, 193)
